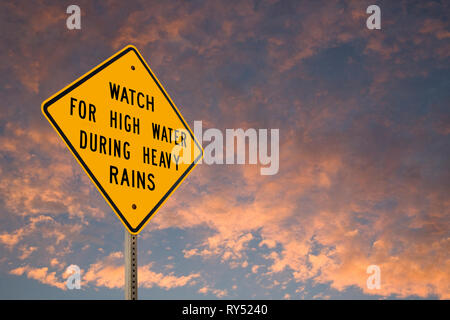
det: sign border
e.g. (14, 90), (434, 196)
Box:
(42, 45), (203, 234)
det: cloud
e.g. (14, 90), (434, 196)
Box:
(420, 18), (450, 39)
(83, 252), (200, 290)
(0, 229), (25, 249)
(139, 265), (200, 290)
(9, 250), (201, 292)
(0, 122), (108, 221)
(18, 246), (38, 260)
(0, 215), (54, 249)
(10, 265), (65, 290)
(197, 286), (228, 298)
(151, 125), (449, 298)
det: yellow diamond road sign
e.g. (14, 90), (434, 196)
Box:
(42, 45), (203, 234)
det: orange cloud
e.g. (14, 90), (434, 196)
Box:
(197, 286), (228, 298)
(10, 265), (65, 290)
(145, 126), (449, 299)
(83, 252), (200, 290)
(0, 122), (108, 221)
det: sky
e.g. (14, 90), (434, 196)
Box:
(0, 0), (449, 299)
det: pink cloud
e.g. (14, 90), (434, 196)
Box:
(197, 286), (228, 298)
(83, 252), (200, 290)
(10, 265), (65, 290)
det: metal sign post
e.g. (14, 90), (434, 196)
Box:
(125, 230), (138, 300)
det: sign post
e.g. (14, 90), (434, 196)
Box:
(42, 45), (203, 299)
(125, 230), (138, 300)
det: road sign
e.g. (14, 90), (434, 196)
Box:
(42, 45), (203, 234)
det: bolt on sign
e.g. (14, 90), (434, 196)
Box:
(42, 45), (203, 234)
